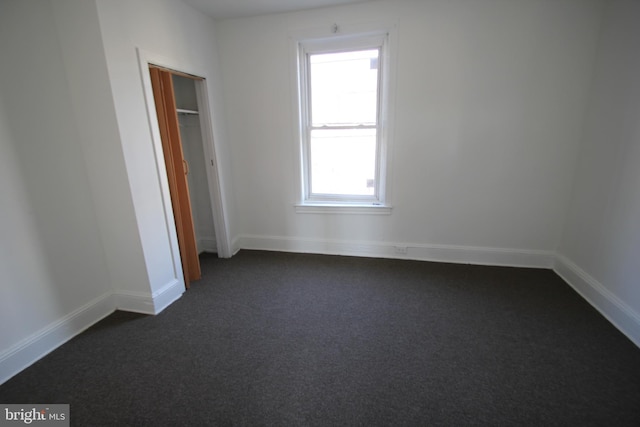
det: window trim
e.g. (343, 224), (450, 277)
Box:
(294, 203), (392, 215)
(292, 25), (395, 212)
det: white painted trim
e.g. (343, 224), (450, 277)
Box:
(236, 235), (554, 268)
(231, 235), (242, 256)
(115, 279), (183, 315)
(289, 20), (399, 210)
(0, 293), (115, 385)
(151, 278), (184, 314)
(152, 280), (186, 314)
(114, 291), (155, 315)
(0, 280), (184, 383)
(194, 79), (232, 258)
(235, 236), (640, 347)
(295, 203), (392, 215)
(136, 47), (186, 291)
(198, 236), (218, 254)
(3, 250), (636, 387)
(554, 255), (640, 348)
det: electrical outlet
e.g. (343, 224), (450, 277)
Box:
(394, 246), (408, 255)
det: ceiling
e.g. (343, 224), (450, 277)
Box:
(181, 0), (373, 21)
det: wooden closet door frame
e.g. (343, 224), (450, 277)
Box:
(149, 66), (201, 288)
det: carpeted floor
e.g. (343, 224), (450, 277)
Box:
(1, 250), (639, 426)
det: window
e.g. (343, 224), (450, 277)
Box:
(296, 31), (391, 211)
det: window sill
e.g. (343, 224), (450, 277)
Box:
(295, 203), (392, 215)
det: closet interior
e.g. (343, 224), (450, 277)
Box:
(172, 74), (217, 255)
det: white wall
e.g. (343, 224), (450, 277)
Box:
(556, 0), (640, 346)
(0, 0), (114, 383)
(50, 0), (154, 312)
(1, 0), (235, 383)
(216, 0), (602, 266)
(95, 0), (236, 273)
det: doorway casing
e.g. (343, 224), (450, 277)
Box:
(137, 47), (232, 290)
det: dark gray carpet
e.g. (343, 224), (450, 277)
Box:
(1, 250), (639, 426)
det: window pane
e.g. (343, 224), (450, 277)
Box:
(309, 49), (379, 126)
(310, 128), (376, 196)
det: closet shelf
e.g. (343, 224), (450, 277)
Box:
(177, 108), (199, 115)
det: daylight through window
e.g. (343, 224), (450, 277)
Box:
(298, 33), (388, 206)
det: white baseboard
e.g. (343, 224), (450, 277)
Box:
(554, 255), (640, 348)
(114, 279), (184, 315)
(0, 292), (115, 385)
(0, 280), (184, 384)
(197, 236), (217, 254)
(152, 279), (185, 314)
(231, 235), (242, 256)
(236, 235), (639, 346)
(236, 234), (555, 268)
(114, 291), (155, 314)
(3, 245), (635, 388)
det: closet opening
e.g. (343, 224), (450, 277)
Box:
(172, 73), (219, 256)
(147, 63), (227, 289)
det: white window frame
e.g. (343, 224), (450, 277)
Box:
(292, 25), (394, 214)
